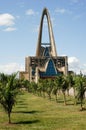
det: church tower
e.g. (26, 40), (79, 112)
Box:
(19, 8), (68, 82)
(36, 8), (57, 57)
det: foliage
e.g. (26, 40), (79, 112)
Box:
(23, 73), (86, 108)
(0, 71), (86, 126)
(75, 74), (86, 110)
(0, 73), (20, 123)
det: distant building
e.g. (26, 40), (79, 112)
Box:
(19, 8), (68, 82)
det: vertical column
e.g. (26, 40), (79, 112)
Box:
(64, 56), (68, 75)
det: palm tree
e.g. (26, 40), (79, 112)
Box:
(0, 73), (8, 84)
(38, 79), (47, 98)
(22, 79), (30, 91)
(37, 79), (43, 96)
(75, 74), (86, 110)
(46, 79), (53, 100)
(66, 74), (75, 96)
(61, 75), (69, 105)
(52, 77), (60, 102)
(30, 81), (38, 94)
(0, 73), (19, 123)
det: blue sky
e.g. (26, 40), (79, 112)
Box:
(0, 0), (86, 74)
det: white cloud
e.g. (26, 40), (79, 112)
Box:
(55, 8), (66, 14)
(68, 57), (86, 75)
(55, 8), (72, 15)
(3, 27), (17, 32)
(0, 63), (24, 74)
(25, 9), (38, 16)
(83, 64), (86, 67)
(0, 13), (15, 26)
(70, 0), (85, 6)
(26, 9), (35, 15)
(68, 57), (79, 64)
(0, 13), (17, 32)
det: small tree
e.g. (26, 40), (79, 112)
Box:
(61, 75), (69, 105)
(0, 73), (19, 123)
(22, 79), (30, 91)
(67, 74), (75, 96)
(37, 79), (47, 98)
(52, 77), (60, 102)
(46, 79), (53, 100)
(75, 74), (86, 110)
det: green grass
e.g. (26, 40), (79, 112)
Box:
(0, 91), (86, 130)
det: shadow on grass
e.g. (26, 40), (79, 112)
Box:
(57, 98), (73, 104)
(57, 100), (64, 103)
(13, 110), (42, 114)
(14, 119), (40, 124)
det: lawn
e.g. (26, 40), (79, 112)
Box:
(0, 91), (86, 130)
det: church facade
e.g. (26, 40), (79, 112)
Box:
(19, 8), (68, 83)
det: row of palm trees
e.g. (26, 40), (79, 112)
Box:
(23, 73), (86, 109)
(0, 72), (86, 123)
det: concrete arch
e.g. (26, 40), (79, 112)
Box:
(36, 8), (57, 57)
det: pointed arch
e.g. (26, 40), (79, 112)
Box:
(39, 58), (61, 77)
(36, 8), (57, 57)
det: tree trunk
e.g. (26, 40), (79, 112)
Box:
(80, 99), (83, 111)
(43, 91), (45, 98)
(8, 112), (11, 124)
(48, 93), (51, 100)
(73, 88), (77, 105)
(55, 94), (57, 102)
(63, 91), (66, 105)
(73, 87), (76, 98)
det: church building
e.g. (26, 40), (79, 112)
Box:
(19, 8), (68, 83)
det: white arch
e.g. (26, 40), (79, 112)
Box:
(36, 8), (57, 57)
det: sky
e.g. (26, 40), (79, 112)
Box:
(0, 0), (86, 74)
